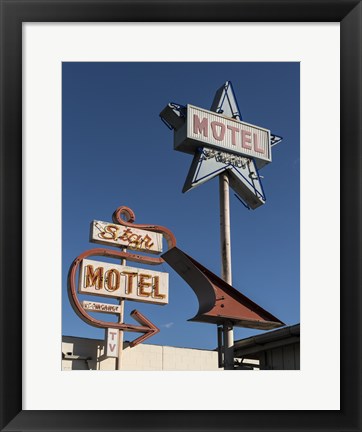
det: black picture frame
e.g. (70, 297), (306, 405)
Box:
(1, 1), (361, 431)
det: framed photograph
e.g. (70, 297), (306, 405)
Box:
(1, 1), (361, 431)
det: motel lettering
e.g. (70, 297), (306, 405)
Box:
(79, 259), (169, 305)
(193, 114), (265, 154)
(174, 105), (271, 164)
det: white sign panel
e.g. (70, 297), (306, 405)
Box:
(174, 104), (271, 164)
(90, 220), (162, 254)
(82, 300), (121, 315)
(106, 328), (119, 358)
(79, 259), (169, 305)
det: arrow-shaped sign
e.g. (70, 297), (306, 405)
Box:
(68, 249), (160, 347)
(103, 312), (159, 352)
(162, 246), (284, 330)
(129, 310), (160, 347)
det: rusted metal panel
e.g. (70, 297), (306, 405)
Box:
(160, 247), (217, 316)
(90, 220), (163, 254)
(174, 105), (271, 164)
(162, 247), (284, 330)
(79, 258), (169, 305)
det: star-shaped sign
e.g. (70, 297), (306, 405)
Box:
(182, 147), (267, 210)
(160, 81), (282, 209)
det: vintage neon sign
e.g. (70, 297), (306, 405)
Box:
(90, 220), (162, 254)
(174, 105), (271, 164)
(160, 81), (283, 210)
(79, 259), (169, 305)
(68, 205), (177, 347)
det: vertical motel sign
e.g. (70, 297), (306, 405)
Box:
(68, 206), (175, 353)
(160, 81), (282, 209)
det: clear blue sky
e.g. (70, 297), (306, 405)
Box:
(62, 62), (300, 350)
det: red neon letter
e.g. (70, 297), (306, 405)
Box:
(211, 121), (226, 141)
(109, 331), (118, 341)
(253, 133), (264, 154)
(105, 269), (120, 292)
(193, 114), (208, 137)
(241, 130), (252, 150)
(227, 125), (239, 146)
(152, 276), (165, 299)
(85, 265), (104, 290)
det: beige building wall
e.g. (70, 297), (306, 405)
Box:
(62, 336), (116, 370)
(62, 336), (223, 371)
(121, 342), (221, 371)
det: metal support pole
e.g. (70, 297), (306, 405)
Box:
(117, 251), (126, 371)
(117, 300), (124, 371)
(219, 172), (232, 284)
(217, 326), (224, 368)
(223, 320), (234, 370)
(219, 172), (234, 370)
